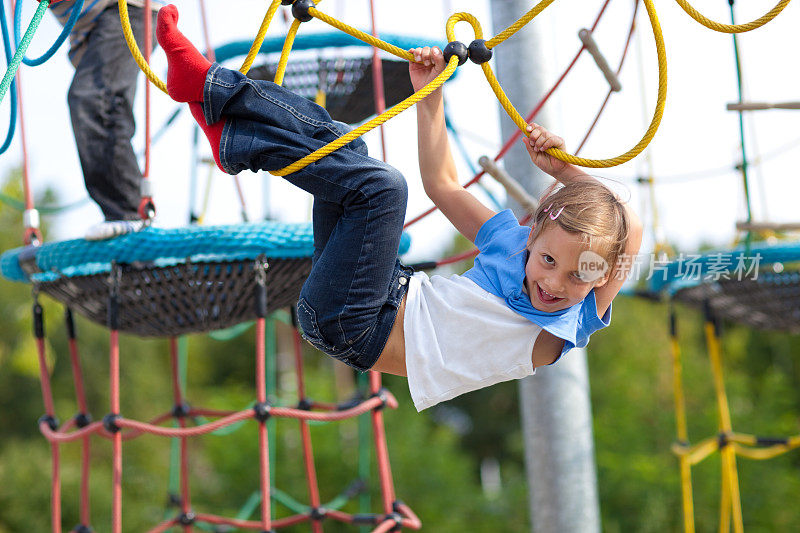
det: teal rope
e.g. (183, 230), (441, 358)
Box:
(0, 0), (18, 154)
(729, 1), (753, 252)
(0, 0), (49, 105)
(15, 0), (84, 66)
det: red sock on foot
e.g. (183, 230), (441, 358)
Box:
(189, 103), (225, 172)
(157, 5), (211, 103)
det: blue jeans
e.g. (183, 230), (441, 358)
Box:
(203, 63), (411, 371)
(67, 5), (156, 221)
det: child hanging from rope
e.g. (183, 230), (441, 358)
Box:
(157, 5), (642, 411)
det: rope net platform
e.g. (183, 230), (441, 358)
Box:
(0, 224), (419, 532)
(648, 242), (800, 533)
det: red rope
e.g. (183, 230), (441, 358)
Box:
(67, 323), (92, 526)
(293, 329), (323, 533)
(169, 338), (193, 525)
(255, 317), (272, 530)
(369, 0), (388, 159)
(110, 329), (123, 533)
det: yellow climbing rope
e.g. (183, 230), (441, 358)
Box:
(119, 0), (791, 173)
(669, 310), (800, 533)
(118, 0), (166, 94)
(674, 0), (791, 34)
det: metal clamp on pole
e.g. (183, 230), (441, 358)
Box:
(578, 28), (621, 92)
(478, 156), (539, 214)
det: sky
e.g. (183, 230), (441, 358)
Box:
(1, 0), (799, 264)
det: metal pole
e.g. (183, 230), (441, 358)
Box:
(489, 2), (600, 531)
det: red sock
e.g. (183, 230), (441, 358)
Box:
(189, 103), (225, 172)
(157, 5), (211, 103)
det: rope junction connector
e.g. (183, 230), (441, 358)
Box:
(291, 0), (315, 22)
(178, 511), (196, 526)
(370, 388), (389, 411)
(467, 39), (492, 64)
(171, 402), (191, 419)
(253, 401), (271, 422)
(33, 301), (45, 339)
(38, 414), (59, 431)
(296, 397), (312, 411)
(383, 511), (403, 531)
(443, 41), (468, 66)
(72, 524), (93, 533)
(103, 413), (121, 434)
(309, 506), (327, 521)
(23, 208), (42, 246)
(74, 412), (92, 428)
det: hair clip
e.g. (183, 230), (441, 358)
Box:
(543, 203), (564, 220)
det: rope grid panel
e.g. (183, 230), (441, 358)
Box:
(650, 243), (800, 532)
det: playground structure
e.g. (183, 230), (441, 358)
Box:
(1, 0), (799, 531)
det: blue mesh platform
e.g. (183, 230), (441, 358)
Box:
(647, 241), (800, 333)
(1, 222), (412, 337)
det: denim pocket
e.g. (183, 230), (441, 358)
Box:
(296, 298), (336, 354)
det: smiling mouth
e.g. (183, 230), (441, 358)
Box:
(536, 283), (564, 305)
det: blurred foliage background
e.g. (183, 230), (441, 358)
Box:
(0, 172), (798, 532)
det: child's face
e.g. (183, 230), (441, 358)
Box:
(524, 224), (609, 312)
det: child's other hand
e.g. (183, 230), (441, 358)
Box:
(525, 123), (569, 177)
(409, 46), (446, 92)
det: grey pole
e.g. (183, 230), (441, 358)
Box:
(488, 1), (601, 531)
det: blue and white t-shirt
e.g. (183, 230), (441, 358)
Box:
(464, 209), (611, 357)
(403, 209), (610, 411)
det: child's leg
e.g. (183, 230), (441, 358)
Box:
(156, 5), (224, 170)
(159, 6), (408, 370)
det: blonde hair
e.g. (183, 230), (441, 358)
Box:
(527, 181), (629, 271)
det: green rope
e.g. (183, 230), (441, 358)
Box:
(0, 0), (49, 105)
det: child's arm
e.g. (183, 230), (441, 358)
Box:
(411, 47), (496, 243)
(525, 124), (644, 316)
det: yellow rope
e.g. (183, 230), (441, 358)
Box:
(485, 0), (556, 49)
(445, 12), (485, 42)
(118, 0), (167, 94)
(309, 7), (414, 61)
(704, 321), (744, 533)
(541, 0), (667, 168)
(674, 0), (791, 34)
(239, 0), (283, 74)
(669, 328), (696, 533)
(274, 18), (303, 86)
(123, 0), (793, 172)
(270, 57), (459, 176)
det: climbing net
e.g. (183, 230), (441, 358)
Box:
(1, 0), (796, 532)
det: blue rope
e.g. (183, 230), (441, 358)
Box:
(14, 0), (84, 66)
(0, 0), (18, 153)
